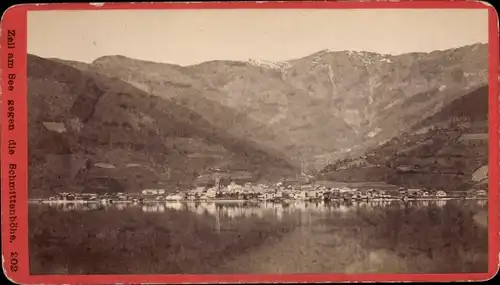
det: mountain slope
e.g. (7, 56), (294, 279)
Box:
(53, 57), (296, 166)
(55, 43), (488, 170)
(319, 85), (489, 191)
(28, 55), (296, 197)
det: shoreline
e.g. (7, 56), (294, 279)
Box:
(28, 197), (488, 204)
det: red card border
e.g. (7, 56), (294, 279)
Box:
(1, 1), (499, 283)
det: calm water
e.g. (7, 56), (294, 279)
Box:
(29, 200), (488, 274)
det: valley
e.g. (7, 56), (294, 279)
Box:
(28, 43), (489, 197)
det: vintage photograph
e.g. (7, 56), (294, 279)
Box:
(27, 8), (489, 274)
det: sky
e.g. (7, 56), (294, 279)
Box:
(27, 9), (489, 66)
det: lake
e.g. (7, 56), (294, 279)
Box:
(28, 199), (488, 274)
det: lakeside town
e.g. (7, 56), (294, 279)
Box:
(31, 178), (488, 205)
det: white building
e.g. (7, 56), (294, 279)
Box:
(306, 190), (319, 198)
(253, 185), (266, 193)
(293, 191), (307, 200)
(206, 187), (217, 198)
(42, 121), (67, 133)
(165, 194), (184, 201)
(476, 190), (487, 197)
(194, 187), (205, 193)
(244, 182), (253, 193)
(227, 182), (243, 193)
(436, 190), (447, 198)
(142, 189), (158, 195)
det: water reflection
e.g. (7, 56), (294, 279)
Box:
(29, 200), (489, 275)
(40, 199), (486, 215)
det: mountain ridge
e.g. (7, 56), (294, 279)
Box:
(50, 43), (488, 172)
(50, 42), (486, 68)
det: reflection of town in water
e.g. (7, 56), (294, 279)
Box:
(40, 199), (488, 218)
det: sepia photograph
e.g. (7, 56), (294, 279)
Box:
(26, 7), (490, 275)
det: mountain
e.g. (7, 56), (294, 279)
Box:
(52, 57), (295, 166)
(319, 85), (489, 191)
(54, 43), (488, 171)
(27, 55), (296, 197)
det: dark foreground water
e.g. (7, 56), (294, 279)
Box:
(29, 200), (488, 274)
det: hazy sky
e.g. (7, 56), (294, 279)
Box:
(28, 9), (489, 66)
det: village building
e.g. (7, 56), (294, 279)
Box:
(194, 186), (206, 193)
(142, 189), (159, 195)
(338, 187), (355, 193)
(165, 193), (184, 201)
(300, 184), (314, 190)
(282, 188), (294, 197)
(243, 182), (254, 193)
(116, 193), (128, 200)
(407, 189), (423, 197)
(330, 188), (341, 195)
(228, 181), (244, 193)
(436, 190), (447, 198)
(199, 193), (210, 200)
(215, 177), (222, 191)
(94, 162), (116, 169)
(205, 187), (217, 198)
(42, 121), (67, 133)
(78, 193), (98, 200)
(366, 190), (377, 199)
(258, 192), (275, 201)
(252, 185), (266, 194)
(306, 189), (320, 199)
(218, 186), (230, 194)
(351, 192), (364, 200)
(293, 191), (307, 200)
(56, 192), (77, 201)
(475, 189), (487, 197)
(186, 187), (206, 199)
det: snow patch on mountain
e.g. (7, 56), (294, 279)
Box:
(346, 50), (379, 66)
(366, 128), (382, 138)
(247, 59), (291, 72)
(383, 97), (404, 110)
(327, 64), (337, 92)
